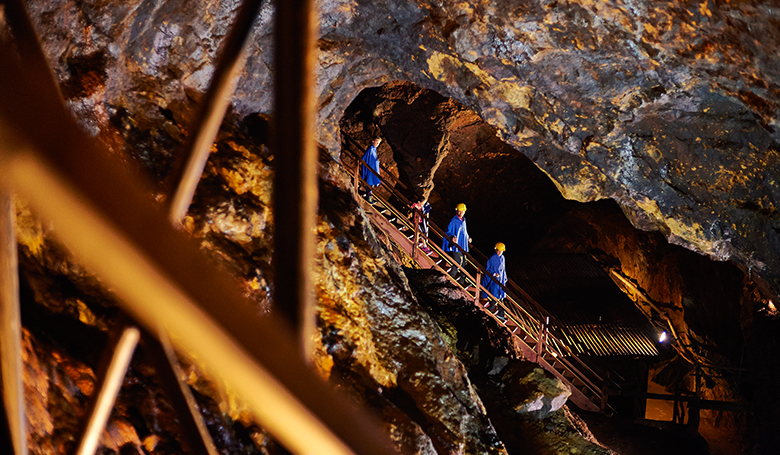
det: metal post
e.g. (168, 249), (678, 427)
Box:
(353, 161), (360, 197)
(474, 272), (481, 305)
(0, 192), (26, 455)
(689, 360), (701, 432)
(536, 317), (548, 362)
(272, 0), (318, 354)
(412, 210), (420, 261)
(76, 325), (141, 455)
(143, 332), (219, 455)
(166, 0), (266, 224)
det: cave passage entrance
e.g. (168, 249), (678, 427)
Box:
(338, 81), (750, 432)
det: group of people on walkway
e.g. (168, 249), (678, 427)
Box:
(442, 203), (508, 321)
(359, 137), (508, 321)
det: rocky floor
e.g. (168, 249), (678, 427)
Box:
(577, 412), (710, 455)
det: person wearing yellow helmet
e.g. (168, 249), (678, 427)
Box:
(482, 242), (507, 321)
(442, 202), (472, 285)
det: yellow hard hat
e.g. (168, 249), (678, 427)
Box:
(495, 242), (506, 251)
(456, 203), (467, 211)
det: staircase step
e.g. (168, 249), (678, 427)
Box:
(362, 192), (605, 414)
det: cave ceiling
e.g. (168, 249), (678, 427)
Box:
(22, 0), (780, 299)
(3, 0), (780, 453)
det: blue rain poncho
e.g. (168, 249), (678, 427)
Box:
(361, 144), (381, 187)
(481, 253), (507, 299)
(442, 215), (469, 253)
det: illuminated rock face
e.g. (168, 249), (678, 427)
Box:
(14, 0), (780, 453)
(27, 0), (780, 296)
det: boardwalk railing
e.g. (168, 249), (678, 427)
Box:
(341, 134), (617, 413)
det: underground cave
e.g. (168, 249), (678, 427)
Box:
(1, 1), (780, 455)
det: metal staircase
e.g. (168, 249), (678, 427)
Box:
(342, 134), (615, 413)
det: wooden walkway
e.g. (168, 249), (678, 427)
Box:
(343, 135), (751, 424)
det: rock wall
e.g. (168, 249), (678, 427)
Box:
(26, 0), (780, 298)
(13, 0), (780, 453)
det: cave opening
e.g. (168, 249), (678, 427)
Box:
(339, 80), (753, 452)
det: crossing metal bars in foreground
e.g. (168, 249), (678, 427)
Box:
(0, 0), (397, 454)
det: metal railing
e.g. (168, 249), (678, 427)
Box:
(340, 134), (615, 412)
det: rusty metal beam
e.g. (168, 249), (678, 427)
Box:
(143, 332), (219, 455)
(76, 324), (141, 455)
(272, 0), (318, 346)
(1, 0), (63, 103)
(166, 0), (266, 224)
(0, 192), (26, 455)
(0, 43), (395, 455)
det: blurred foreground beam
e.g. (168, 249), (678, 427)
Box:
(163, 0), (264, 451)
(272, 0), (318, 345)
(143, 332), (220, 455)
(0, 45), (395, 455)
(166, 0), (265, 224)
(76, 324), (141, 455)
(0, 193), (26, 455)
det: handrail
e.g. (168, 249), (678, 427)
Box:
(340, 131), (612, 409)
(342, 133), (408, 191)
(362, 188), (610, 408)
(342, 131), (554, 334)
(349, 148), (414, 210)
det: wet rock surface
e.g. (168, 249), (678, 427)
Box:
(404, 268), (614, 455)
(25, 0), (780, 296)
(12, 124), (511, 453)
(499, 362), (570, 420)
(9, 0), (780, 453)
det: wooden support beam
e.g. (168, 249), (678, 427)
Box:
(142, 332), (220, 455)
(166, 0), (266, 224)
(272, 0), (318, 351)
(0, 42), (396, 455)
(0, 192), (26, 455)
(76, 324), (141, 455)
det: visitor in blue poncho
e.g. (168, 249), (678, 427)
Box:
(482, 242), (507, 321)
(360, 137), (382, 203)
(442, 203), (471, 285)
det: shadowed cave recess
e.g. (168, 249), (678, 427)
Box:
(6, 1), (780, 455)
(341, 80), (760, 452)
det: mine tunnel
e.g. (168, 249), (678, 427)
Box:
(3, 1), (780, 455)
(339, 80), (754, 454)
